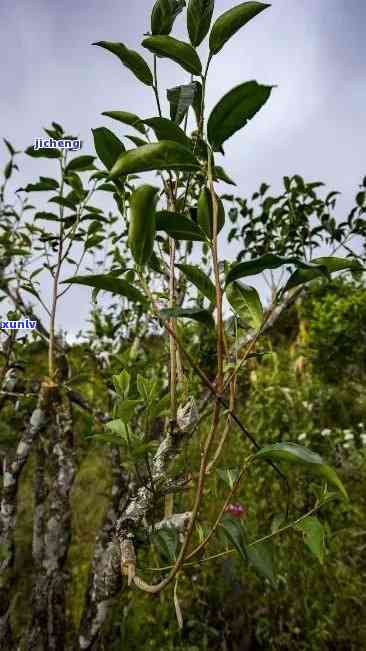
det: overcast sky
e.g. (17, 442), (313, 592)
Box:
(1, 0), (365, 336)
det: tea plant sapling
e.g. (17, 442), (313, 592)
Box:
(68, 0), (358, 639)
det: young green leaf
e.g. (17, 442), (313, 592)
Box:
(142, 35), (202, 75)
(156, 211), (205, 240)
(209, 1), (270, 54)
(254, 442), (348, 499)
(124, 135), (148, 147)
(214, 165), (237, 186)
(220, 517), (247, 561)
(192, 81), (203, 126)
(226, 281), (263, 329)
(312, 256), (364, 273)
(151, 0), (186, 35)
(159, 306), (215, 328)
(113, 370), (131, 399)
(142, 117), (191, 148)
(3, 138), (17, 155)
(92, 127), (126, 170)
(176, 263), (216, 303)
(65, 156), (96, 173)
(187, 0), (215, 47)
(221, 517), (276, 586)
(217, 467), (242, 489)
(25, 146), (60, 159)
(225, 254), (328, 287)
(21, 177), (59, 192)
(34, 212), (60, 222)
(285, 257), (364, 291)
(246, 539), (276, 586)
(295, 516), (325, 564)
(104, 419), (126, 437)
(118, 399), (142, 423)
(151, 525), (179, 561)
(207, 81), (273, 151)
(61, 274), (148, 304)
(94, 41), (153, 86)
(110, 141), (200, 177)
(128, 185), (159, 265)
(167, 82), (199, 124)
(197, 186), (225, 238)
(49, 196), (77, 210)
(102, 111), (147, 134)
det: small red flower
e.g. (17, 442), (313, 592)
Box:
(224, 502), (247, 518)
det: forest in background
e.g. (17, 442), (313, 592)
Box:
(1, 1), (366, 649)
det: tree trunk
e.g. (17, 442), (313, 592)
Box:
(0, 383), (51, 648)
(26, 392), (76, 650)
(78, 448), (128, 650)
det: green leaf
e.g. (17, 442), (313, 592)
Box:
(247, 539), (276, 586)
(128, 185), (159, 266)
(285, 256), (364, 291)
(207, 81), (273, 151)
(64, 172), (84, 193)
(197, 186), (225, 238)
(225, 254), (327, 287)
(220, 517), (247, 560)
(159, 306), (215, 328)
(65, 156), (96, 172)
(356, 191), (365, 208)
(151, 0), (186, 35)
(20, 285), (41, 301)
(313, 256), (364, 273)
(94, 41), (153, 86)
(124, 135), (148, 147)
(123, 137), (146, 151)
(209, 1), (270, 54)
(149, 393), (171, 419)
(226, 281), (263, 329)
(151, 525), (179, 561)
(49, 196), (76, 210)
(92, 127), (126, 170)
(214, 165), (237, 186)
(22, 177), (59, 192)
(3, 138), (16, 156)
(113, 370), (130, 399)
(34, 211), (59, 222)
(118, 399), (142, 423)
(254, 442), (348, 499)
(176, 263), (216, 303)
(217, 467), (241, 489)
(25, 146), (60, 159)
(295, 516), (325, 564)
(156, 210), (204, 240)
(110, 141), (200, 178)
(137, 375), (152, 402)
(192, 81), (203, 126)
(61, 274), (148, 304)
(167, 82), (199, 124)
(221, 517), (276, 586)
(149, 251), (165, 275)
(142, 35), (202, 75)
(102, 111), (147, 134)
(105, 419), (126, 438)
(187, 0), (215, 47)
(142, 117), (191, 148)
